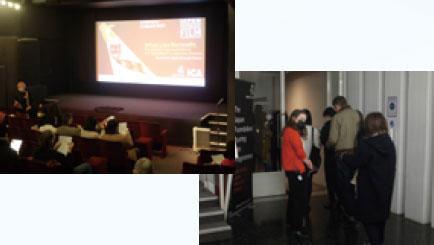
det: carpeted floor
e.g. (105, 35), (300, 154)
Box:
(152, 145), (199, 174)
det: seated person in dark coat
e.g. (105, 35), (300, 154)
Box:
(341, 112), (396, 245)
(0, 123), (18, 173)
(33, 130), (92, 174)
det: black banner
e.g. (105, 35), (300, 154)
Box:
(230, 79), (254, 215)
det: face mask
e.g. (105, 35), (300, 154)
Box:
(297, 121), (305, 130)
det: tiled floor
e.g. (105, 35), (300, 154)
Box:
(203, 194), (434, 245)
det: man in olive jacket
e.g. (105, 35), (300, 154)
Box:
(327, 96), (361, 219)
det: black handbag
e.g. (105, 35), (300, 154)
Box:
(309, 127), (321, 173)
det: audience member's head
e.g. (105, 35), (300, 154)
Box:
(332, 96), (348, 112)
(83, 116), (97, 132)
(226, 140), (235, 160)
(61, 113), (73, 126)
(133, 158), (153, 174)
(39, 130), (55, 149)
(38, 115), (56, 127)
(17, 81), (26, 92)
(105, 119), (119, 134)
(323, 107), (336, 121)
(365, 112), (388, 137)
(287, 109), (307, 137)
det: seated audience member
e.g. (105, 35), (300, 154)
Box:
(81, 116), (102, 139)
(100, 119), (139, 161)
(0, 123), (18, 173)
(221, 140), (235, 167)
(33, 109), (57, 134)
(133, 158), (153, 174)
(33, 130), (92, 174)
(57, 113), (81, 137)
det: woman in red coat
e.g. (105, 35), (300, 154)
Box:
(282, 109), (313, 239)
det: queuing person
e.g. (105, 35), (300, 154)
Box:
(100, 119), (139, 161)
(13, 81), (32, 118)
(282, 109), (313, 239)
(341, 112), (396, 245)
(320, 107), (337, 209)
(327, 96), (361, 219)
(81, 116), (103, 139)
(33, 130), (92, 174)
(301, 109), (321, 215)
(0, 123), (18, 173)
(57, 113), (81, 137)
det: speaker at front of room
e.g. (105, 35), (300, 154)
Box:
(18, 38), (40, 86)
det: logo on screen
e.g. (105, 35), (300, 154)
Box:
(180, 19), (202, 39)
(110, 44), (121, 59)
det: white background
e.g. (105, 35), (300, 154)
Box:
(236, 0), (434, 71)
(0, 175), (198, 244)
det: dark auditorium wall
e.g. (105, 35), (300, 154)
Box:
(0, 5), (69, 109)
(64, 2), (229, 103)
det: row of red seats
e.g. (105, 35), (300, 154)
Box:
(6, 113), (168, 158)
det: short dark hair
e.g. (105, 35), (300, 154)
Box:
(323, 107), (336, 117)
(83, 116), (97, 132)
(332, 96), (348, 106)
(365, 112), (388, 137)
(60, 113), (73, 125)
(105, 119), (119, 134)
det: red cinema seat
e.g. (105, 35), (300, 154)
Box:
(128, 121), (153, 159)
(18, 157), (70, 174)
(99, 140), (130, 174)
(76, 137), (108, 174)
(140, 122), (167, 158)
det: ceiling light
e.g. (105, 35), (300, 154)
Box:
(7, 1), (13, 7)
(1, 1), (6, 6)
(14, 3), (19, 10)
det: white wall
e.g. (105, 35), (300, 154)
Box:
(342, 71), (434, 225)
(286, 71), (327, 187)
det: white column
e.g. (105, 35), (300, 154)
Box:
(345, 71), (364, 112)
(384, 71), (407, 215)
(405, 71), (434, 224)
(364, 71), (385, 114)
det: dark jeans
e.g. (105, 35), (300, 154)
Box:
(363, 221), (386, 245)
(286, 171), (308, 230)
(336, 156), (356, 216)
(324, 151), (338, 204)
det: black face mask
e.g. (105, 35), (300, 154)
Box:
(297, 121), (305, 130)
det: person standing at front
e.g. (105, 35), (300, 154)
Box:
(282, 109), (313, 239)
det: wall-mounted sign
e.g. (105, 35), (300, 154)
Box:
(387, 96), (398, 117)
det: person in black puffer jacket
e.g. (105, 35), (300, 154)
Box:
(341, 112), (396, 245)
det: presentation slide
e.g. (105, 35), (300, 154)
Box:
(96, 18), (206, 87)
